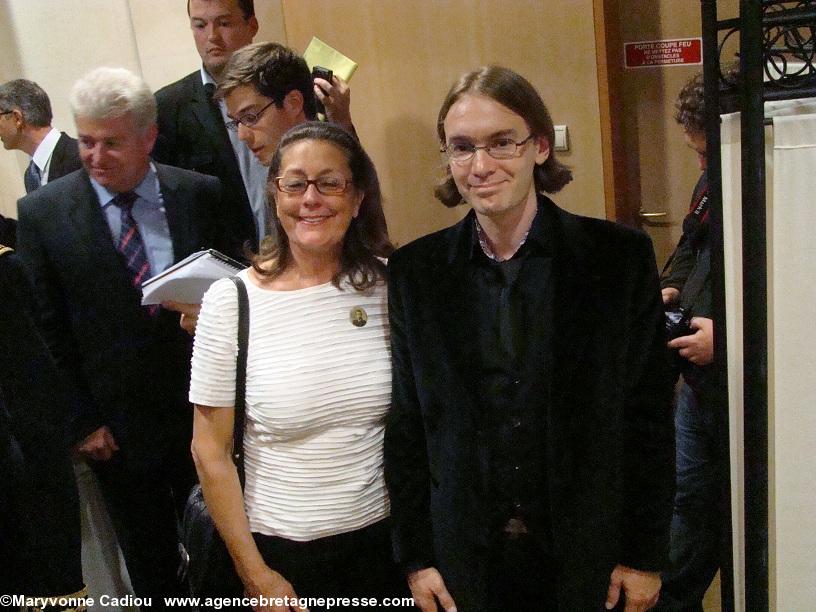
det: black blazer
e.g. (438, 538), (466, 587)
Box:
(384, 195), (675, 611)
(0, 249), (82, 596)
(16, 164), (222, 473)
(154, 71), (257, 256)
(0, 133), (80, 249)
(48, 132), (82, 181)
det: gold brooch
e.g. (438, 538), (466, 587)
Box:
(350, 306), (368, 327)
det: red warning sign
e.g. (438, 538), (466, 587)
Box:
(624, 38), (702, 68)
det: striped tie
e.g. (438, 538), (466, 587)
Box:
(24, 160), (41, 193)
(112, 191), (156, 314)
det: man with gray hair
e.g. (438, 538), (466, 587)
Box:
(0, 79), (81, 192)
(16, 66), (224, 606)
(0, 79), (82, 245)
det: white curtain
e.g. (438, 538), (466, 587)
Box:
(721, 101), (816, 611)
(768, 110), (816, 610)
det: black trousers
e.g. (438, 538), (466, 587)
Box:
(487, 533), (560, 612)
(253, 519), (408, 611)
(0, 430), (83, 597)
(91, 438), (197, 609)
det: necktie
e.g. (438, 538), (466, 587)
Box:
(24, 160), (41, 193)
(112, 191), (156, 314)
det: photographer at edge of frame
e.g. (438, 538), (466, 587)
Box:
(654, 71), (722, 611)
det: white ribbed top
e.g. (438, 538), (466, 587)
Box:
(189, 269), (391, 541)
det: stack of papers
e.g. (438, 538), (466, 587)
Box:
(141, 249), (243, 305)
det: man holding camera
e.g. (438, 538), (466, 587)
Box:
(655, 72), (721, 611)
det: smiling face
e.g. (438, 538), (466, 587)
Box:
(189, 0), (258, 79)
(225, 84), (301, 166)
(443, 93), (549, 224)
(76, 112), (156, 193)
(273, 139), (363, 264)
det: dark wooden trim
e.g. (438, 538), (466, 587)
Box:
(593, 0), (632, 224)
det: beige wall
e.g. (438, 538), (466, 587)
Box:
(2, 0), (604, 247)
(281, 0), (605, 247)
(0, 0), (285, 219)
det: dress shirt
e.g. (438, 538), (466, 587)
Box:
(200, 67), (269, 246)
(464, 207), (555, 548)
(30, 127), (63, 185)
(92, 162), (173, 278)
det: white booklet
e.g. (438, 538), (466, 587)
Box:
(141, 249), (244, 305)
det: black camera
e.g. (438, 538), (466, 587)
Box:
(312, 66), (333, 115)
(665, 307), (692, 341)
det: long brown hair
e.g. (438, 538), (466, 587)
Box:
(434, 65), (573, 207)
(253, 121), (393, 290)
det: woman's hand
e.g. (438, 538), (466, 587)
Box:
(244, 565), (303, 612)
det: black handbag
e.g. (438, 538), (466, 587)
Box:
(180, 276), (249, 598)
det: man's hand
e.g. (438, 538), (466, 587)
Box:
(605, 564), (661, 611)
(162, 300), (201, 336)
(76, 425), (119, 462)
(407, 567), (457, 612)
(243, 565), (302, 612)
(668, 316), (713, 365)
(661, 287), (680, 305)
(314, 75), (353, 133)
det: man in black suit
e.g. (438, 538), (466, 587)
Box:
(16, 66), (223, 606)
(0, 245), (86, 603)
(384, 66), (675, 612)
(154, 0), (260, 257)
(0, 79), (82, 246)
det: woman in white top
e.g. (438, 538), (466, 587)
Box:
(189, 122), (401, 610)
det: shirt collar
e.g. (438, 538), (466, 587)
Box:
(200, 65), (216, 87)
(467, 198), (553, 262)
(93, 162), (161, 209)
(31, 128), (62, 172)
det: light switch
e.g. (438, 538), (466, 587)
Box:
(553, 125), (568, 152)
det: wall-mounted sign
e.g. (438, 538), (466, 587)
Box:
(624, 38), (702, 68)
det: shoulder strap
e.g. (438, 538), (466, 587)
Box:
(231, 276), (249, 489)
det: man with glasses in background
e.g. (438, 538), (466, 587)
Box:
(384, 66), (675, 612)
(165, 40), (355, 334)
(155, 0), (353, 258)
(0, 79), (82, 245)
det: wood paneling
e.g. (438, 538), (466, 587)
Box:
(281, 0), (605, 247)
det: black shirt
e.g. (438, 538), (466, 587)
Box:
(462, 208), (555, 548)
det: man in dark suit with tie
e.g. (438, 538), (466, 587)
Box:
(0, 79), (82, 246)
(384, 66), (675, 612)
(16, 66), (224, 606)
(154, 0), (260, 257)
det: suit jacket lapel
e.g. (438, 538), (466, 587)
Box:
(65, 171), (143, 296)
(433, 212), (484, 410)
(51, 133), (69, 174)
(188, 77), (233, 154)
(549, 202), (603, 405)
(156, 164), (196, 263)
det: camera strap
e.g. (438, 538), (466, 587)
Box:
(687, 173), (709, 222)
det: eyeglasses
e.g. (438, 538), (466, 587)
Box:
(225, 101), (275, 131)
(274, 175), (353, 196)
(441, 134), (536, 163)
